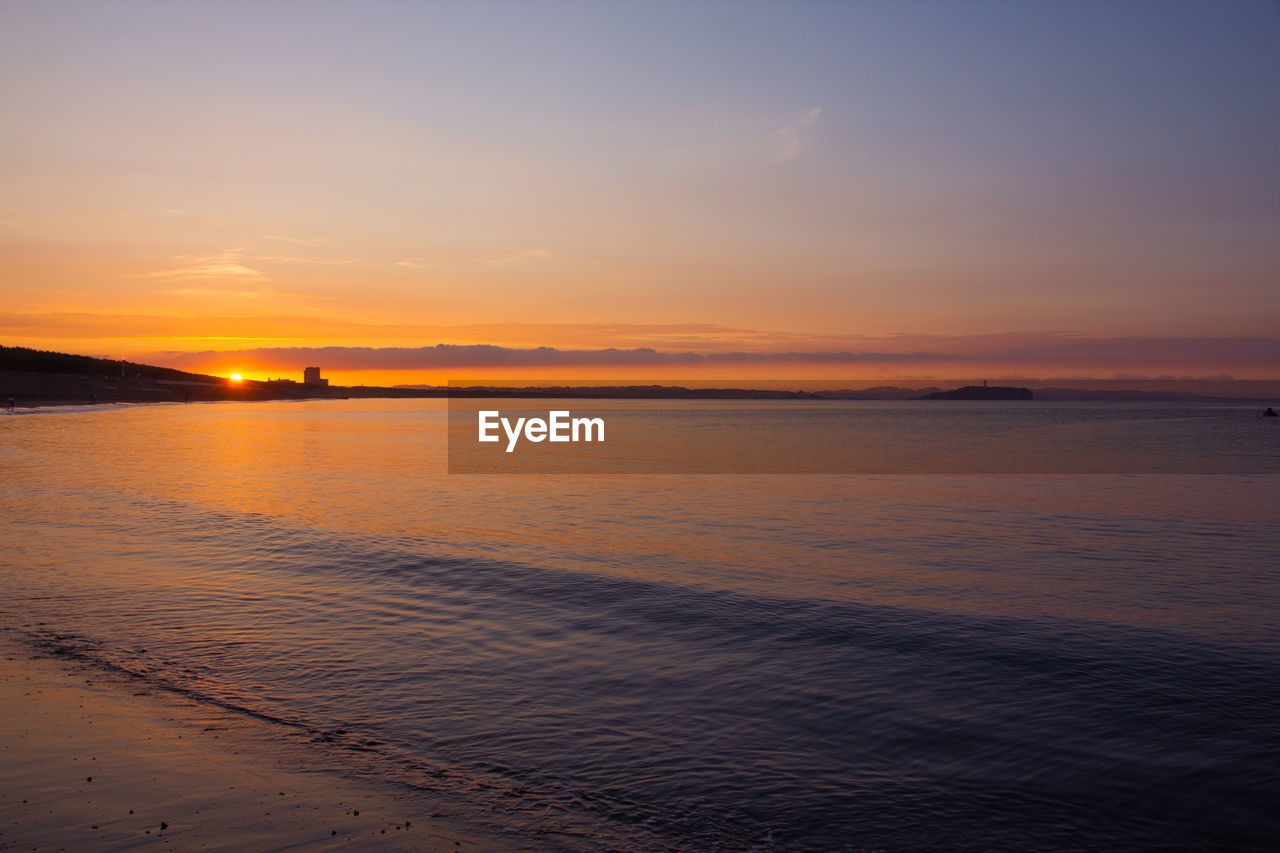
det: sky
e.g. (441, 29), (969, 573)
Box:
(2, 0), (1278, 385)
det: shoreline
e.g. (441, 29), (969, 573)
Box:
(0, 632), (529, 852)
(4, 393), (1276, 415)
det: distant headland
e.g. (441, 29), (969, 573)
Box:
(919, 385), (1034, 400)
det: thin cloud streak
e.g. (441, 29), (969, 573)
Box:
(159, 287), (337, 302)
(164, 344), (945, 371)
(145, 250), (268, 282)
(770, 106), (822, 162)
(7, 309), (1279, 374)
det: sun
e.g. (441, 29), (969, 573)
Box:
(229, 373), (243, 382)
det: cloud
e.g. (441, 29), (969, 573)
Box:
(152, 335), (1280, 373)
(0, 310), (395, 339)
(966, 334), (1280, 367)
(7, 311), (1277, 376)
(770, 107), (822, 162)
(160, 287), (336, 302)
(394, 258), (438, 269)
(146, 249), (268, 282)
(161, 344), (950, 371)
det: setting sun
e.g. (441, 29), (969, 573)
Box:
(229, 373), (243, 382)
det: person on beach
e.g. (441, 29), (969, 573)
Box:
(1266, 407), (1278, 417)
(6, 395), (13, 411)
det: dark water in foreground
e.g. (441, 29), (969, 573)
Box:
(2, 400), (1279, 851)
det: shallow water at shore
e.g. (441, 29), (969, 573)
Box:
(3, 399), (1279, 850)
(0, 634), (515, 851)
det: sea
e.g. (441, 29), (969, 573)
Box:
(2, 398), (1278, 851)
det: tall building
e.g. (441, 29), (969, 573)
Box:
(302, 366), (328, 387)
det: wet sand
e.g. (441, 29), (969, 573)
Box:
(0, 635), (524, 852)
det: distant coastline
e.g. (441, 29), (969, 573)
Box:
(2, 345), (1274, 407)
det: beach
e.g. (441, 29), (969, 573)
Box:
(0, 633), (522, 852)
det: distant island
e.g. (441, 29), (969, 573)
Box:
(920, 385), (1034, 400)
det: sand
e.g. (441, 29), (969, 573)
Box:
(0, 635), (525, 852)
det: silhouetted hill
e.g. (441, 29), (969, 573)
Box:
(1, 345), (214, 382)
(0, 345), (319, 405)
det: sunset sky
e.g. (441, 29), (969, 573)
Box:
(3, 0), (1278, 385)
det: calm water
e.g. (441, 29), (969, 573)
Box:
(2, 399), (1279, 851)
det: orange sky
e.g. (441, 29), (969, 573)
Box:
(2, 2), (1278, 385)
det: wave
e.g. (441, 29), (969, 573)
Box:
(7, 495), (1280, 850)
